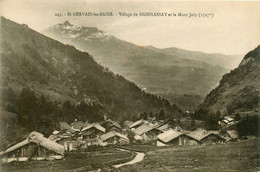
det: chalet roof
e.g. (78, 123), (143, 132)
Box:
(71, 121), (87, 130)
(130, 119), (149, 128)
(227, 130), (239, 139)
(186, 128), (222, 141)
(59, 122), (71, 131)
(223, 119), (229, 124)
(2, 131), (64, 156)
(52, 130), (60, 135)
(157, 129), (183, 143)
(124, 120), (134, 127)
(82, 123), (106, 133)
(224, 116), (234, 122)
(105, 119), (121, 129)
(133, 124), (158, 135)
(100, 131), (129, 141)
(66, 128), (78, 134)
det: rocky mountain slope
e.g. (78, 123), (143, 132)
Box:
(43, 21), (242, 111)
(200, 46), (260, 116)
(0, 17), (179, 121)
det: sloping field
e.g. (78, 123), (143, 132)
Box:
(118, 138), (260, 172)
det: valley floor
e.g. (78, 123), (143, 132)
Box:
(118, 138), (260, 172)
(1, 139), (259, 172)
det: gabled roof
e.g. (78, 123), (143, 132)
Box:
(186, 128), (222, 141)
(66, 128), (78, 134)
(223, 119), (229, 124)
(224, 116), (234, 122)
(124, 120), (134, 127)
(133, 124), (158, 135)
(105, 119), (121, 129)
(130, 119), (148, 128)
(52, 130), (60, 135)
(226, 130), (239, 139)
(82, 123), (106, 133)
(100, 131), (129, 141)
(157, 129), (183, 143)
(2, 131), (64, 156)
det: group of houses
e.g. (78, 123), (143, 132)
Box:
(48, 119), (130, 151)
(0, 116), (241, 163)
(124, 118), (239, 146)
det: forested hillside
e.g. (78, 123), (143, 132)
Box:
(0, 17), (181, 148)
(200, 46), (260, 115)
(189, 46), (260, 136)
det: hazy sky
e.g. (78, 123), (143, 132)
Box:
(2, 0), (260, 55)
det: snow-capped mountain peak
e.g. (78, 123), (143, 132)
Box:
(46, 21), (111, 41)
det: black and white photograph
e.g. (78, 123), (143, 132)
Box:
(0, 0), (259, 171)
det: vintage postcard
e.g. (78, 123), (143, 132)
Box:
(0, 0), (259, 171)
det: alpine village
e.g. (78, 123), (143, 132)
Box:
(0, 17), (259, 171)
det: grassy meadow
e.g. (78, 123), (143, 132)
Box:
(118, 138), (260, 172)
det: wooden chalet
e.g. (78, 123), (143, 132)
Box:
(84, 138), (104, 146)
(81, 123), (106, 139)
(100, 131), (129, 145)
(133, 124), (162, 143)
(101, 119), (122, 133)
(186, 128), (226, 145)
(157, 129), (200, 146)
(1, 132), (64, 163)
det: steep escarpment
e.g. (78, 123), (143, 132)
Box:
(200, 46), (260, 116)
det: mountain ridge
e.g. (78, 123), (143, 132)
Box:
(0, 17), (180, 121)
(43, 21), (242, 111)
(199, 45), (260, 116)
